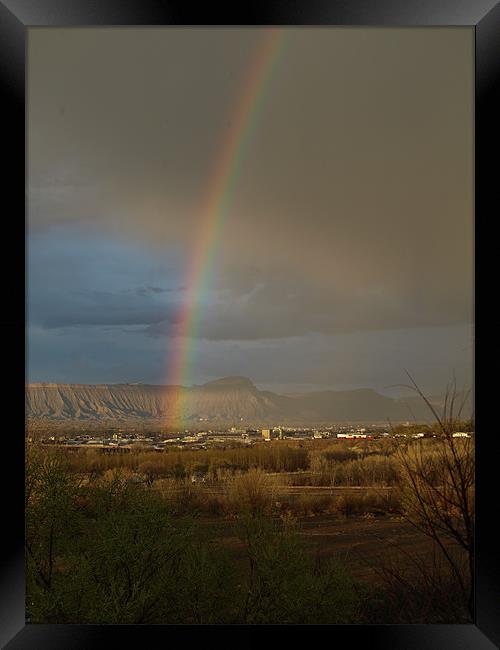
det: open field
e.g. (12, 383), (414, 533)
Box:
(192, 512), (433, 584)
(25, 431), (474, 624)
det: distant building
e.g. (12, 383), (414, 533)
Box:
(337, 432), (367, 439)
(262, 429), (272, 441)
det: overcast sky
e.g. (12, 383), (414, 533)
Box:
(28, 27), (473, 396)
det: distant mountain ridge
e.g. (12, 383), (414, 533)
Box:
(26, 376), (472, 425)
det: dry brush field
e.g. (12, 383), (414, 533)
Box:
(25, 432), (474, 624)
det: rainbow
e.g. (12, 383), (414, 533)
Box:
(166, 28), (287, 424)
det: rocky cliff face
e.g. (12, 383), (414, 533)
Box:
(26, 377), (279, 423)
(26, 376), (471, 424)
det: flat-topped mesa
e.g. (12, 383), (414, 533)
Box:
(25, 379), (473, 424)
(199, 376), (258, 391)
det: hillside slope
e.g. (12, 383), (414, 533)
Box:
(26, 376), (472, 425)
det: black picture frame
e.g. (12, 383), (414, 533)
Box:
(1, 1), (498, 647)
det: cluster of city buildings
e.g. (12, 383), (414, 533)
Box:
(30, 421), (472, 451)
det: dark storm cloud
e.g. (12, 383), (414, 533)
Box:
(28, 226), (183, 334)
(191, 267), (470, 341)
(145, 263), (470, 341)
(28, 27), (473, 343)
(28, 27), (473, 390)
(38, 290), (176, 329)
(131, 285), (176, 297)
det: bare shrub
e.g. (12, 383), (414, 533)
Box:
(138, 459), (163, 487)
(393, 374), (474, 618)
(168, 481), (201, 515)
(335, 492), (365, 518)
(367, 543), (471, 623)
(228, 469), (275, 516)
(296, 494), (335, 516)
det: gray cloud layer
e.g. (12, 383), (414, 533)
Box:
(28, 28), (473, 390)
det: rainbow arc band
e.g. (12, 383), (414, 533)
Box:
(167, 28), (288, 424)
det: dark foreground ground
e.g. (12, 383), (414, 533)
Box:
(198, 513), (432, 585)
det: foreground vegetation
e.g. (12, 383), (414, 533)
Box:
(26, 410), (474, 624)
(26, 449), (360, 624)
